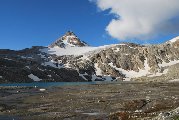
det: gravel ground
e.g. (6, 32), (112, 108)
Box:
(0, 82), (179, 120)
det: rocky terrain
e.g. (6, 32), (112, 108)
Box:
(0, 46), (85, 83)
(0, 31), (179, 83)
(0, 82), (179, 120)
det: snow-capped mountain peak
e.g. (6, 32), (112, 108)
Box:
(1, 33), (179, 83)
(49, 31), (88, 48)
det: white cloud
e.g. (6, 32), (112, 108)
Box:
(92, 0), (179, 40)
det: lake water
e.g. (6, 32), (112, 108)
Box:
(0, 82), (100, 87)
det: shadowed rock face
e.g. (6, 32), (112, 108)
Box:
(0, 46), (85, 83)
(0, 34), (179, 83)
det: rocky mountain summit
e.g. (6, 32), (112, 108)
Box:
(0, 31), (179, 83)
(49, 31), (88, 48)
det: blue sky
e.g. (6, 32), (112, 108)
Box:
(0, 0), (178, 50)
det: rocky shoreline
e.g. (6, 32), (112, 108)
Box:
(0, 82), (179, 120)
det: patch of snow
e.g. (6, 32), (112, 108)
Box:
(144, 58), (150, 70)
(158, 60), (179, 68)
(123, 77), (131, 81)
(38, 67), (44, 71)
(79, 74), (87, 81)
(40, 45), (116, 57)
(21, 56), (33, 59)
(82, 112), (101, 116)
(0, 76), (2, 78)
(79, 55), (89, 60)
(127, 45), (134, 48)
(135, 110), (143, 113)
(61, 37), (76, 47)
(28, 74), (42, 81)
(21, 56), (27, 59)
(4, 58), (12, 60)
(58, 60), (62, 63)
(102, 75), (113, 81)
(47, 75), (52, 77)
(119, 44), (126, 46)
(109, 59), (151, 81)
(52, 34), (79, 48)
(129, 46), (133, 49)
(148, 69), (168, 77)
(109, 58), (176, 79)
(25, 66), (30, 69)
(91, 75), (102, 81)
(169, 79), (179, 82)
(41, 46), (96, 56)
(169, 36), (179, 43)
(64, 62), (71, 68)
(20, 56), (34, 59)
(39, 88), (46, 92)
(91, 75), (114, 81)
(114, 48), (120, 52)
(42, 60), (63, 69)
(38, 53), (46, 59)
(79, 73), (88, 81)
(94, 63), (102, 75)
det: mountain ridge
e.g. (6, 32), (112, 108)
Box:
(0, 32), (179, 83)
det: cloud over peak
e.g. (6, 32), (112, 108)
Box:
(92, 0), (179, 40)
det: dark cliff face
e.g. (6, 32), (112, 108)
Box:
(0, 35), (179, 83)
(0, 46), (85, 83)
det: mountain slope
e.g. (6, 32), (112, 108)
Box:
(0, 32), (179, 83)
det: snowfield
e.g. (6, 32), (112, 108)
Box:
(169, 36), (179, 43)
(28, 74), (42, 81)
(169, 79), (179, 82)
(40, 45), (116, 56)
